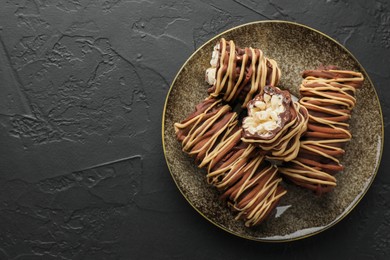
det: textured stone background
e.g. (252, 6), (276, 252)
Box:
(0, 0), (388, 259)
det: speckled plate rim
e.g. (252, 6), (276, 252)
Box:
(161, 20), (384, 242)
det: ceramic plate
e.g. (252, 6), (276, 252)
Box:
(162, 21), (383, 241)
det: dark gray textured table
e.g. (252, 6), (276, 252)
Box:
(0, 0), (388, 259)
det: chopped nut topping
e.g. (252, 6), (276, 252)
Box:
(205, 43), (220, 85)
(210, 44), (220, 67)
(243, 93), (285, 137)
(205, 67), (216, 85)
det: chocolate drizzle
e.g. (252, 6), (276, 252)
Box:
(279, 66), (364, 195)
(175, 38), (365, 226)
(242, 85), (309, 162)
(205, 38), (280, 107)
(174, 98), (287, 227)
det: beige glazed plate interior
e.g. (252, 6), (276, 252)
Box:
(162, 21), (383, 241)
